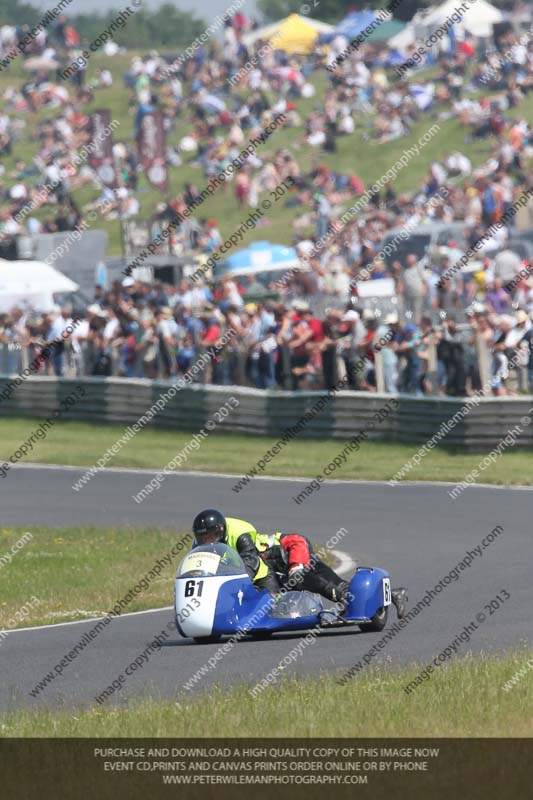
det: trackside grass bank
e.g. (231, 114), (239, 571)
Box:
(2, 650), (532, 736)
(0, 418), (533, 487)
(0, 526), (191, 628)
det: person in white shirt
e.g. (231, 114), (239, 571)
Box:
(156, 307), (180, 377)
(220, 278), (243, 309)
(223, 24), (238, 64)
(47, 306), (74, 376)
(97, 68), (113, 87)
(103, 307), (120, 346)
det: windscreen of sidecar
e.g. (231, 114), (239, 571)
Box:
(177, 544), (247, 577)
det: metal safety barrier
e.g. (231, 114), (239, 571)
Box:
(0, 376), (532, 450)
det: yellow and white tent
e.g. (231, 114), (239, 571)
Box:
(242, 13), (333, 55)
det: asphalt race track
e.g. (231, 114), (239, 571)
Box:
(0, 464), (531, 711)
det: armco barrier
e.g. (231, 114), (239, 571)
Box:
(0, 376), (532, 450)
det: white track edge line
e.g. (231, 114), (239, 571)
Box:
(331, 548), (356, 577)
(11, 461), (533, 491)
(1, 605), (173, 635)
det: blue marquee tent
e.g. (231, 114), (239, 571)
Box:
(215, 241), (302, 279)
(335, 10), (377, 39)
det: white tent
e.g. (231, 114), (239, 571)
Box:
(389, 24), (416, 52)
(0, 259), (79, 312)
(418, 0), (503, 39)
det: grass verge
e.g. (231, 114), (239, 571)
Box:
(0, 526), (190, 628)
(2, 650), (532, 736)
(1, 417), (533, 487)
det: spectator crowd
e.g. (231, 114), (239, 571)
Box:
(1, 4), (533, 396)
(2, 272), (533, 397)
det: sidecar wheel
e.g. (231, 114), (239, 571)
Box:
(359, 606), (388, 632)
(193, 636), (221, 644)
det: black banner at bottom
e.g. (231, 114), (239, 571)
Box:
(0, 738), (530, 799)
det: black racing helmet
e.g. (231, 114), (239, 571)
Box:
(192, 509), (227, 546)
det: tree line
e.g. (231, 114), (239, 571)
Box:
(0, 1), (207, 49)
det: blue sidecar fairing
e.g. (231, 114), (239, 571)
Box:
(175, 544), (392, 639)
